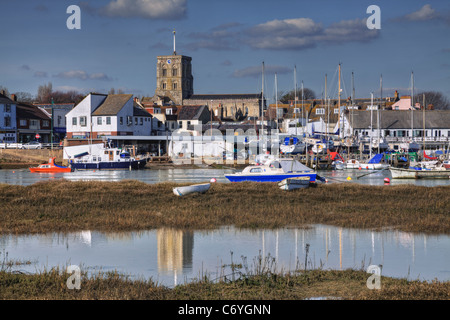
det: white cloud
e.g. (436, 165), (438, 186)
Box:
(249, 18), (322, 37)
(404, 4), (438, 21)
(245, 17), (378, 50)
(184, 16), (379, 52)
(101, 0), (187, 19)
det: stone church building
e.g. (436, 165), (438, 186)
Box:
(147, 45), (265, 121)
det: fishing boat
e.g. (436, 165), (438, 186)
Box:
(278, 176), (310, 191)
(29, 157), (72, 173)
(225, 158), (317, 183)
(389, 166), (450, 179)
(173, 183), (211, 196)
(65, 144), (147, 170)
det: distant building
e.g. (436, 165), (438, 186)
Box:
(16, 101), (52, 143)
(176, 105), (213, 132)
(144, 44), (265, 120)
(343, 110), (450, 143)
(0, 92), (17, 143)
(65, 93), (152, 141)
(183, 93), (265, 121)
(37, 103), (74, 142)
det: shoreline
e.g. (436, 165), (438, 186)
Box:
(0, 179), (449, 235)
(0, 267), (448, 300)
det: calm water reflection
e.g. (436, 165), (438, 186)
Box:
(1, 225), (449, 286)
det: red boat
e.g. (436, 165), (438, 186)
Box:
(29, 157), (72, 173)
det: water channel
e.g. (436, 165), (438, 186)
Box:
(0, 167), (449, 286)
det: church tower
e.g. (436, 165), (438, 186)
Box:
(154, 30), (194, 105)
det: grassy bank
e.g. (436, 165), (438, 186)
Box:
(0, 149), (64, 168)
(0, 179), (449, 234)
(0, 267), (448, 300)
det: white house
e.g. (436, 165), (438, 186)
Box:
(66, 93), (152, 139)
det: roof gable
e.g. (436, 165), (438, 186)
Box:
(92, 94), (132, 116)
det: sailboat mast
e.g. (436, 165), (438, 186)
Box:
(423, 93), (425, 153)
(275, 72), (278, 133)
(261, 61), (264, 138)
(302, 80), (305, 137)
(325, 74), (328, 139)
(294, 65), (298, 134)
(338, 63), (341, 139)
(378, 74), (382, 154)
(411, 71), (414, 140)
(351, 71), (355, 141)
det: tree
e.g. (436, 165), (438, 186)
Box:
(414, 91), (450, 110)
(13, 91), (34, 103)
(37, 82), (53, 103)
(280, 88), (316, 103)
(0, 85), (10, 96)
(36, 82), (84, 104)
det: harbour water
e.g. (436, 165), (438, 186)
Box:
(1, 167), (450, 187)
(1, 167), (449, 287)
(1, 225), (449, 287)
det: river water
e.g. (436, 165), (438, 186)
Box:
(0, 167), (449, 286)
(1, 225), (449, 287)
(1, 167), (450, 187)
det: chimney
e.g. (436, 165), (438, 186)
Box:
(11, 94), (17, 101)
(394, 90), (399, 101)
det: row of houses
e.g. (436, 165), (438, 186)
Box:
(0, 91), (75, 144)
(3, 89), (450, 150)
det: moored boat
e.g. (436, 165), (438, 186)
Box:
(173, 183), (211, 196)
(29, 157), (72, 173)
(280, 137), (306, 155)
(389, 166), (450, 179)
(225, 158), (317, 183)
(278, 176), (310, 191)
(65, 144), (147, 170)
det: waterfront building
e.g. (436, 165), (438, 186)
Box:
(16, 101), (51, 143)
(65, 93), (152, 142)
(0, 91), (17, 143)
(37, 103), (74, 142)
(343, 109), (450, 150)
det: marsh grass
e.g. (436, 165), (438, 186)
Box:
(0, 250), (448, 300)
(0, 179), (449, 235)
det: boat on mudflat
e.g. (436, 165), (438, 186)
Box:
(278, 176), (311, 190)
(389, 166), (450, 179)
(29, 157), (72, 173)
(225, 158), (317, 183)
(173, 183), (211, 196)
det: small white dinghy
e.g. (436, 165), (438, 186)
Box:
(173, 183), (211, 196)
(278, 176), (311, 191)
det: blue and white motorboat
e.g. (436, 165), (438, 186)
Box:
(225, 158), (317, 183)
(280, 137), (306, 155)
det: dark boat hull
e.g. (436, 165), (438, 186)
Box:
(70, 160), (146, 170)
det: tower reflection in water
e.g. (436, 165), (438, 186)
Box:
(157, 228), (194, 284)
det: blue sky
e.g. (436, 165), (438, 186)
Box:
(1, 0), (449, 102)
